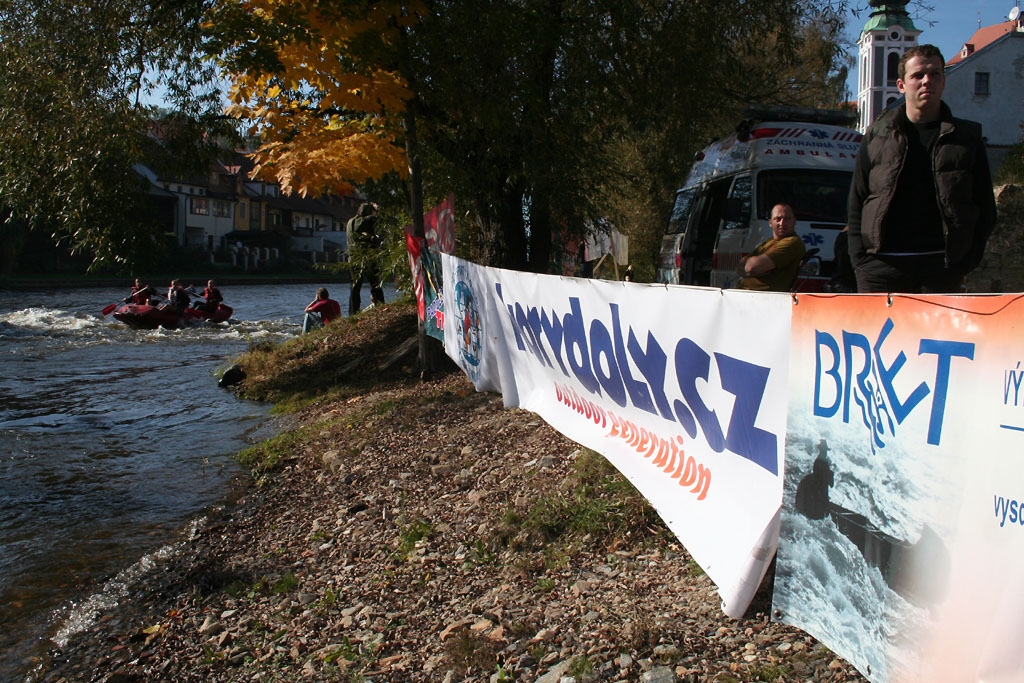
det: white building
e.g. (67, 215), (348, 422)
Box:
(854, 0), (922, 133)
(943, 11), (1024, 171)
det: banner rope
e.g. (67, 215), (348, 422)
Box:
(792, 292), (1024, 316)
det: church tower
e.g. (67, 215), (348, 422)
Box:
(856, 1), (922, 132)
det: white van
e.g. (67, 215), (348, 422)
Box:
(655, 107), (862, 290)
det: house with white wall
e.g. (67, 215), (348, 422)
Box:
(137, 132), (364, 264)
(943, 14), (1024, 172)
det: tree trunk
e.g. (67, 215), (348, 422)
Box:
(403, 103), (446, 380)
(501, 181), (529, 270)
(529, 189), (552, 273)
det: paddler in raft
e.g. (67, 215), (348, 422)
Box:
(125, 278), (157, 305)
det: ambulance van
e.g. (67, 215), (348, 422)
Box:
(655, 107), (862, 290)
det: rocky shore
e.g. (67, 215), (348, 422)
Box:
(37, 303), (867, 683)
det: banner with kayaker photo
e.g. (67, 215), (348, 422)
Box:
(774, 292), (1024, 683)
(405, 194), (455, 341)
(441, 254), (793, 617)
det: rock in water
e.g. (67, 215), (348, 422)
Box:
(218, 364), (245, 388)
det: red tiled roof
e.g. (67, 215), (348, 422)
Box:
(947, 20), (1018, 64)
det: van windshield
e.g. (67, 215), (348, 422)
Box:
(756, 170), (851, 223)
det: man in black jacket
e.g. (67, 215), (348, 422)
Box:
(847, 44), (997, 293)
(346, 202), (386, 314)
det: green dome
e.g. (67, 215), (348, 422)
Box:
(862, 1), (919, 33)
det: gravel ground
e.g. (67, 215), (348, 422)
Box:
(35, 304), (869, 683)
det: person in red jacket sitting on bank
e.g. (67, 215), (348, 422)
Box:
(303, 287), (342, 333)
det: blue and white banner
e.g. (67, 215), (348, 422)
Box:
(441, 255), (793, 616)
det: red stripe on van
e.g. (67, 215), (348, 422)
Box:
(747, 128), (783, 140)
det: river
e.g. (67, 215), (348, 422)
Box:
(0, 281), (394, 681)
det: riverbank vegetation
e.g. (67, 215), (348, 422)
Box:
(230, 299), (423, 408)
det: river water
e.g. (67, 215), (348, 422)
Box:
(0, 282), (390, 681)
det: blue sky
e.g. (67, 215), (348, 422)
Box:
(844, 1), (1021, 97)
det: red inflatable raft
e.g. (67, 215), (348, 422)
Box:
(110, 302), (233, 330)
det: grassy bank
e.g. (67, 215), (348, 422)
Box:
(229, 301), (424, 408)
(227, 301), (663, 540)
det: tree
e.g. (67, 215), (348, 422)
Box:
(208, 1), (464, 374)
(206, 1), (419, 198)
(207, 1), (435, 283)
(412, 1), (853, 274)
(209, 0), (854, 278)
(0, 0), (234, 273)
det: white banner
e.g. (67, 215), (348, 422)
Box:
(442, 255), (792, 616)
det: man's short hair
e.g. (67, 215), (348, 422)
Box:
(317, 287), (329, 299)
(898, 44), (945, 80)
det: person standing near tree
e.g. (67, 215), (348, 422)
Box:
(847, 44), (997, 294)
(346, 202), (385, 314)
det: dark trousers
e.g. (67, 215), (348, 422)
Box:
(350, 267), (385, 314)
(854, 254), (963, 294)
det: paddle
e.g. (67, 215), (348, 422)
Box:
(103, 290), (165, 316)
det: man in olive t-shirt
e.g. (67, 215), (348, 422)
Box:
(736, 203), (806, 292)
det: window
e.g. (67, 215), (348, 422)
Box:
(666, 188), (698, 235)
(213, 200), (231, 218)
(723, 175), (752, 231)
(239, 202), (247, 220)
(974, 72), (990, 96)
(756, 170), (852, 224)
(191, 197), (210, 215)
(887, 52), (900, 86)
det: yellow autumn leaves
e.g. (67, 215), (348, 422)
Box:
(220, 1), (423, 196)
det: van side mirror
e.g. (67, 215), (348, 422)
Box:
(722, 198), (749, 224)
